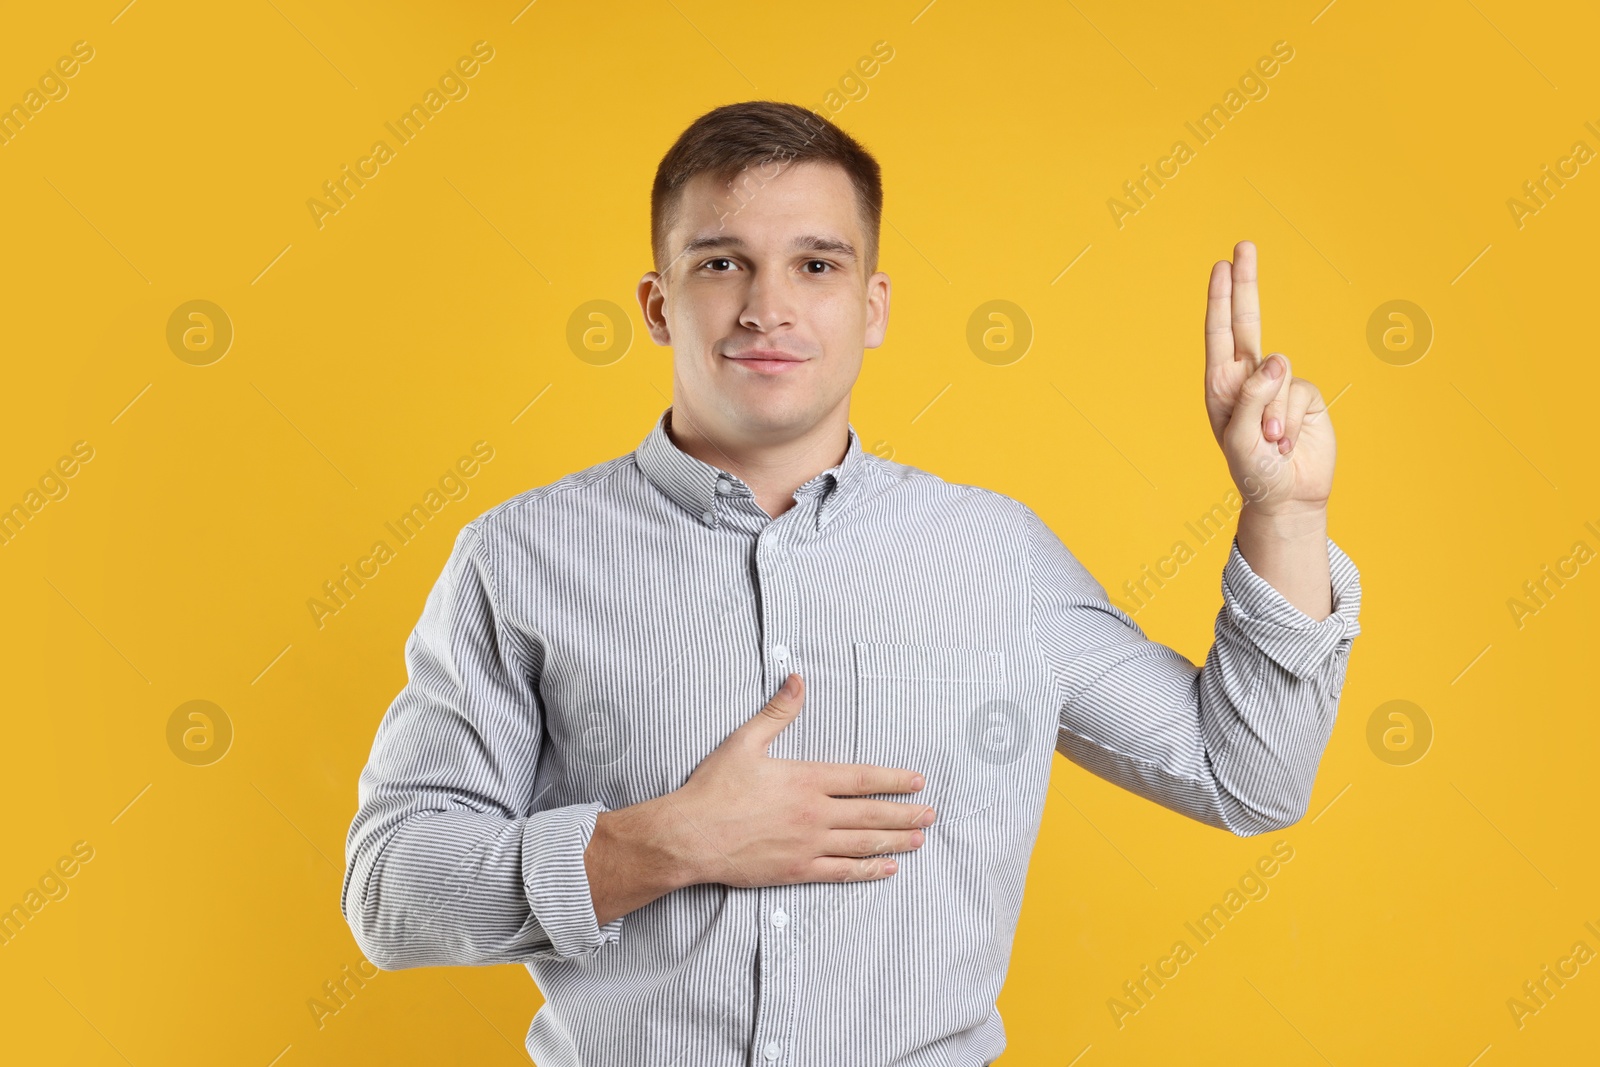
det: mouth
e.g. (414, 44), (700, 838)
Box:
(722, 351), (808, 374)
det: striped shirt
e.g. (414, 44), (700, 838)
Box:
(341, 405), (1363, 1066)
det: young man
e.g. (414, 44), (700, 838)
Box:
(341, 101), (1361, 1065)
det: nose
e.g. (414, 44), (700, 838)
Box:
(738, 275), (797, 333)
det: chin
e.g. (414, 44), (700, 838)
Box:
(722, 395), (811, 430)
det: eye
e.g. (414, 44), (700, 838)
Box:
(803, 260), (834, 274)
(701, 257), (738, 272)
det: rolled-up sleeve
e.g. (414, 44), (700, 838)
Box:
(1025, 505), (1362, 836)
(340, 521), (625, 969)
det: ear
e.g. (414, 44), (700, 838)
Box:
(638, 272), (671, 346)
(862, 271), (891, 349)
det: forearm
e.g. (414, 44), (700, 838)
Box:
(1200, 528), (1362, 832)
(345, 809), (545, 968)
(1235, 504), (1332, 620)
(584, 793), (701, 927)
(343, 799), (615, 969)
(1195, 636), (1345, 834)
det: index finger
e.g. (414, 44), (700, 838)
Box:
(1204, 258), (1235, 377)
(811, 761), (926, 798)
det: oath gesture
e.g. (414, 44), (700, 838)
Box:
(1204, 241), (1335, 518)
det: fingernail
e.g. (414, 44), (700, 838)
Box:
(919, 809), (936, 826)
(1266, 356), (1283, 379)
(1266, 417), (1281, 437)
(911, 774), (925, 789)
(781, 673), (798, 697)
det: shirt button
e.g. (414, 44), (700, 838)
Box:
(716, 476), (735, 495)
(763, 1040), (782, 1061)
(771, 643), (789, 661)
(701, 509), (715, 525)
(771, 907), (788, 928)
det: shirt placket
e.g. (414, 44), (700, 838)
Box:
(750, 498), (804, 1067)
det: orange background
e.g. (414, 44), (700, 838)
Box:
(2, 1), (1597, 1063)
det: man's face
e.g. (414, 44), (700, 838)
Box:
(638, 160), (890, 444)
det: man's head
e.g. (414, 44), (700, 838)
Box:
(638, 101), (890, 449)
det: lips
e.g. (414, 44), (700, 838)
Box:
(725, 350), (805, 362)
(723, 350), (807, 374)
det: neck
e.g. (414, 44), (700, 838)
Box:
(665, 401), (849, 520)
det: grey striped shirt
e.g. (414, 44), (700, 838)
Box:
(341, 405), (1362, 1066)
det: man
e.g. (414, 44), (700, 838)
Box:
(341, 100), (1361, 1066)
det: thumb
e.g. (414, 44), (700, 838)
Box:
(1227, 353), (1286, 447)
(739, 672), (805, 752)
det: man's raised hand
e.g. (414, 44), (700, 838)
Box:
(1203, 240), (1337, 517)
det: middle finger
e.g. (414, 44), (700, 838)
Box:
(828, 797), (938, 830)
(1231, 240), (1263, 360)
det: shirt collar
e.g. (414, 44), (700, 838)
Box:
(634, 406), (867, 531)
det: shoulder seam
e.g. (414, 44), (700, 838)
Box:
(470, 453), (635, 536)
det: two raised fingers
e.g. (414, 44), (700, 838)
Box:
(1204, 240), (1262, 375)
(1207, 241), (1296, 448)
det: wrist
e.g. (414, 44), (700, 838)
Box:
(612, 792), (703, 894)
(1238, 501), (1328, 542)
(651, 789), (720, 890)
(584, 798), (687, 928)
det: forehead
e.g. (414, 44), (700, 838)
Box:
(669, 160), (864, 246)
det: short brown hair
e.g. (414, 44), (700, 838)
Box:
(650, 100), (884, 277)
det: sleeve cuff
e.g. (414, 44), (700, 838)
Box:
(521, 801), (625, 960)
(1220, 534), (1363, 682)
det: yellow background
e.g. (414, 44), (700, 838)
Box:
(3, 0), (1596, 1063)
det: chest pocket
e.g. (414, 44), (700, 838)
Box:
(851, 642), (1010, 824)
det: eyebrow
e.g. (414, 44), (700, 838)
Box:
(677, 233), (858, 261)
